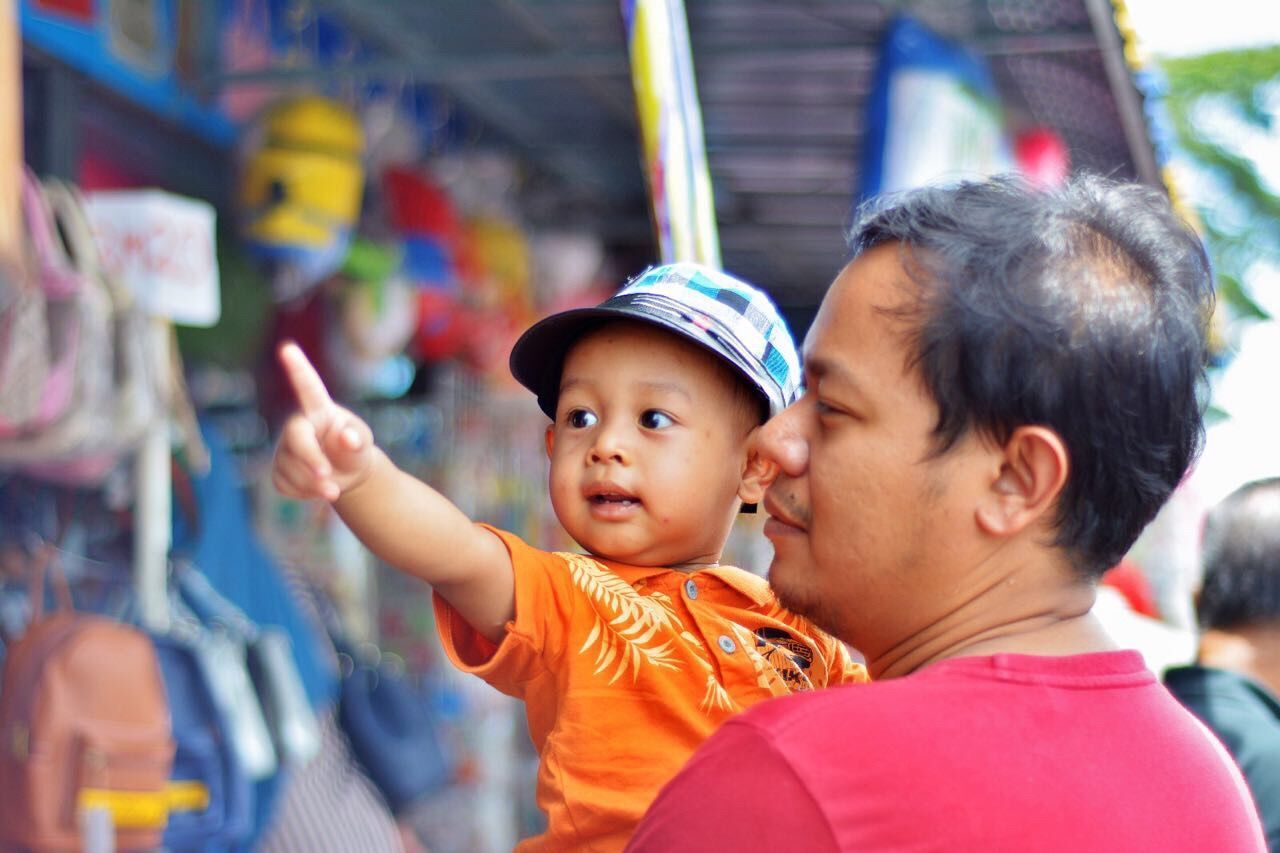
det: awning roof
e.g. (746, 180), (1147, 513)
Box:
(258, 0), (1160, 309)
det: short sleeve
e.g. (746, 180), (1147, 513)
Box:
(625, 719), (837, 852)
(432, 525), (574, 698)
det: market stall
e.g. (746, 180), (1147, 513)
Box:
(0, 1), (1167, 850)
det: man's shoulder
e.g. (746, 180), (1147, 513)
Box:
(733, 661), (951, 738)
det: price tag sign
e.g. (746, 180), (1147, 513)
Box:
(83, 190), (221, 327)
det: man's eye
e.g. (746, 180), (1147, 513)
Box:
(813, 397), (845, 418)
(568, 409), (598, 428)
(639, 410), (674, 429)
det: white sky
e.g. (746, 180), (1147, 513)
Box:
(1124, 0), (1280, 56)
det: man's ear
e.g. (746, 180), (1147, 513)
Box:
(738, 432), (780, 505)
(976, 426), (1068, 538)
(544, 423), (555, 459)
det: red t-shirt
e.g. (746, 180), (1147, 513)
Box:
(628, 651), (1266, 852)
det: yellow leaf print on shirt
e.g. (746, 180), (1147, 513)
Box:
(562, 553), (684, 684)
(700, 675), (737, 713)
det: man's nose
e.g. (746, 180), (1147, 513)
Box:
(757, 402), (809, 476)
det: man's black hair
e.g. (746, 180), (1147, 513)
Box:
(1198, 477), (1280, 630)
(848, 174), (1214, 577)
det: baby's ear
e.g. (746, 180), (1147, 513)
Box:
(544, 423), (556, 459)
(738, 430), (779, 504)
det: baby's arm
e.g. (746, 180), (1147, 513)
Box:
(272, 343), (514, 643)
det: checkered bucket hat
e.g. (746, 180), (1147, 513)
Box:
(509, 262), (802, 420)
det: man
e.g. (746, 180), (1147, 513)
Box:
(627, 175), (1266, 851)
(1166, 477), (1280, 851)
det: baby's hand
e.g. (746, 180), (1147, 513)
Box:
(272, 342), (375, 502)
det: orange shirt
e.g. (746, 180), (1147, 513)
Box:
(434, 526), (868, 852)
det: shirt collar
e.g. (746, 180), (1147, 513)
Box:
(700, 564), (774, 607)
(585, 557), (774, 607)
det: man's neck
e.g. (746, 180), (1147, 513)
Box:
(1198, 624), (1280, 697)
(863, 546), (1114, 680)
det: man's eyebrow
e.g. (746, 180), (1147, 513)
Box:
(804, 355), (864, 396)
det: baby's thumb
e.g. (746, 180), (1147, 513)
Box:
(322, 412), (373, 474)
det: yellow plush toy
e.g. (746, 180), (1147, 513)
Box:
(239, 96), (365, 298)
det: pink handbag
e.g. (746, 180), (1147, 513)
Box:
(0, 172), (117, 483)
(0, 169), (83, 437)
(42, 180), (161, 453)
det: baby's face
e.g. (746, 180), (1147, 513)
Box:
(545, 322), (758, 568)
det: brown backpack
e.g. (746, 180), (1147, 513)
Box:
(0, 546), (175, 851)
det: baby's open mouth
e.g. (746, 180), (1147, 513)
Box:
(590, 493), (640, 506)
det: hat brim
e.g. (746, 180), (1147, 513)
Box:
(509, 303), (765, 420)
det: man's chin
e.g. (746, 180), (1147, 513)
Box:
(768, 564), (815, 619)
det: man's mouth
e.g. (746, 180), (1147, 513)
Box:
(763, 494), (806, 531)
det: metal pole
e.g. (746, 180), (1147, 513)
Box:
(1083, 0), (1161, 186)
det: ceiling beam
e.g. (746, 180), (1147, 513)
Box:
(302, 0), (635, 200)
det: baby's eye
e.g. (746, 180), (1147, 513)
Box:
(639, 410), (674, 430)
(567, 409), (598, 429)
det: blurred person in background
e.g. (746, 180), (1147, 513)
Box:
(1165, 476), (1280, 852)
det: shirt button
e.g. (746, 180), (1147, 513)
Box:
(718, 635), (737, 654)
(684, 579), (698, 600)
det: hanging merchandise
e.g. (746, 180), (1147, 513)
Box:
(1014, 125), (1071, 189)
(0, 173), (117, 484)
(412, 288), (471, 364)
(30, 180), (163, 467)
(217, 0), (279, 124)
(334, 638), (452, 815)
(0, 545), (175, 851)
(858, 15), (1014, 201)
(175, 565), (321, 770)
(104, 0), (170, 77)
(334, 239), (418, 399)
(146, 597), (255, 850)
(175, 232), (276, 371)
(0, 212), (61, 434)
(383, 166), (460, 248)
(622, 0), (721, 266)
(530, 232), (609, 315)
(455, 215), (533, 378)
(238, 96), (366, 302)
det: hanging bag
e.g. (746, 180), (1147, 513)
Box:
(43, 179), (161, 450)
(0, 169), (83, 437)
(334, 636), (451, 814)
(147, 593), (255, 851)
(0, 173), (117, 482)
(0, 544), (175, 851)
(0, 258), (50, 431)
(175, 564), (320, 770)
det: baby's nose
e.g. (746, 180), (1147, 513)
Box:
(588, 426), (630, 464)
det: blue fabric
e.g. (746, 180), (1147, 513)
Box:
(171, 420), (338, 707)
(152, 631), (253, 851)
(171, 420), (340, 844)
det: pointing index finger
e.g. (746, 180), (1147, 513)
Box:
(279, 342), (334, 421)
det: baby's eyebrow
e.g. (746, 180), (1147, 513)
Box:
(558, 376), (692, 403)
(636, 380), (692, 402)
(558, 377), (592, 395)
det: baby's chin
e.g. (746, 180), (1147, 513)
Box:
(575, 534), (684, 568)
